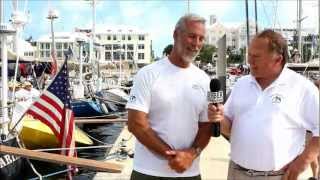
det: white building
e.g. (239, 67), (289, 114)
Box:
(206, 16), (243, 50)
(238, 21), (257, 48)
(97, 26), (151, 65)
(206, 15), (258, 50)
(35, 32), (91, 63)
(76, 25), (152, 65)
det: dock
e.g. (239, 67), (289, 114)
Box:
(94, 126), (313, 180)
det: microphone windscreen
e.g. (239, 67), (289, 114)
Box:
(210, 79), (221, 92)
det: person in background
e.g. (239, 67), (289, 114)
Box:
(8, 81), (20, 101)
(209, 29), (319, 180)
(126, 13), (221, 180)
(23, 81), (40, 101)
(14, 82), (28, 102)
(307, 79), (320, 180)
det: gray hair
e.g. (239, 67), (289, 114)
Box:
(175, 13), (206, 32)
(256, 29), (288, 66)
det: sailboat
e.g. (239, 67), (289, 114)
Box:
(70, 0), (129, 118)
(0, 1), (25, 179)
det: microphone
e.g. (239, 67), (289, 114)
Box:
(207, 79), (223, 137)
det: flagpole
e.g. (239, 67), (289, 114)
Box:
(47, 9), (58, 76)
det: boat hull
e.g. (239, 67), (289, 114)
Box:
(0, 136), (25, 180)
(71, 99), (106, 117)
(20, 116), (93, 149)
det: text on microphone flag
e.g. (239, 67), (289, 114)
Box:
(207, 91), (223, 103)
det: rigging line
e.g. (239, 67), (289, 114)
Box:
(17, 135), (43, 180)
(260, 0), (272, 28)
(86, 132), (111, 145)
(275, 0), (282, 30)
(23, 0), (28, 15)
(33, 144), (114, 152)
(271, 0), (278, 29)
(28, 169), (70, 180)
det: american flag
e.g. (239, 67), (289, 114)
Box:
(26, 60), (76, 165)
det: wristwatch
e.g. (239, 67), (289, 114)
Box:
(192, 146), (202, 158)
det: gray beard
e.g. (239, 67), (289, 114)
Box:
(181, 52), (198, 63)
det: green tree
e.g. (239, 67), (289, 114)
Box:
(227, 47), (244, 65)
(196, 44), (217, 64)
(162, 44), (173, 56)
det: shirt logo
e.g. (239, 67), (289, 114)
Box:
(271, 94), (283, 104)
(192, 84), (201, 90)
(129, 95), (136, 103)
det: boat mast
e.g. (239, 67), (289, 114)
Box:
(90, 0), (101, 91)
(11, 0), (28, 102)
(245, 0), (249, 65)
(254, 0), (258, 34)
(0, 0), (16, 137)
(297, 0), (302, 62)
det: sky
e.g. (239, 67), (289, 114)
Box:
(3, 0), (319, 57)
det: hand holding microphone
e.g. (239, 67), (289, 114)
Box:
(207, 79), (224, 137)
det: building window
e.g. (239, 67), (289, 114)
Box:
(127, 52), (133, 60)
(105, 52), (111, 60)
(113, 35), (117, 40)
(46, 51), (50, 57)
(113, 44), (120, 50)
(127, 44), (134, 50)
(128, 35), (131, 41)
(63, 43), (68, 49)
(105, 44), (112, 50)
(138, 35), (145, 40)
(122, 35), (126, 40)
(56, 43), (62, 50)
(40, 43), (45, 49)
(139, 35), (144, 41)
(107, 35), (111, 40)
(57, 51), (62, 58)
(45, 43), (50, 49)
(113, 52), (120, 60)
(138, 44), (144, 49)
(40, 51), (44, 58)
(138, 53), (144, 60)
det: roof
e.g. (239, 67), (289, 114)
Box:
(36, 32), (90, 43)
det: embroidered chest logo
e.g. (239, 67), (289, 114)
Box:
(271, 94), (283, 104)
(192, 84), (201, 90)
(129, 95), (136, 103)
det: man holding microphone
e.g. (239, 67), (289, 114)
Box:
(208, 29), (319, 180)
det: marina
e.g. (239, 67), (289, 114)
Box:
(0, 0), (319, 179)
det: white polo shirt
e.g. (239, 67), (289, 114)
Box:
(225, 67), (319, 171)
(126, 58), (210, 177)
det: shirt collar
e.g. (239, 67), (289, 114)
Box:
(248, 67), (290, 88)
